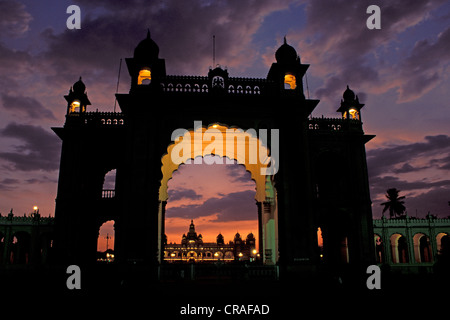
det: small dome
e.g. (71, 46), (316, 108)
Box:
(73, 77), (85, 93)
(275, 37), (298, 63)
(343, 85), (355, 101)
(134, 30), (159, 62)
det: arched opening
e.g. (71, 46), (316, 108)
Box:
(69, 99), (81, 113)
(413, 233), (432, 263)
(138, 68), (151, 85)
(159, 123), (278, 265)
(102, 169), (116, 198)
(164, 155), (259, 263)
(437, 233), (450, 256)
(317, 227), (324, 261)
(284, 73), (296, 90)
(374, 234), (384, 263)
(212, 76), (224, 88)
(10, 232), (31, 264)
(97, 220), (115, 262)
(391, 234), (408, 263)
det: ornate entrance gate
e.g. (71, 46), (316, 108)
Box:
(52, 33), (375, 277)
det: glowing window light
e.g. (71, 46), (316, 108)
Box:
(70, 100), (81, 113)
(138, 68), (151, 85)
(349, 108), (359, 120)
(284, 74), (297, 90)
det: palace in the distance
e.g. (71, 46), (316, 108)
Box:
(163, 220), (257, 263)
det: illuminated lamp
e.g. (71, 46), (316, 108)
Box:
(284, 74), (297, 90)
(349, 108), (359, 120)
(70, 100), (81, 113)
(138, 68), (151, 85)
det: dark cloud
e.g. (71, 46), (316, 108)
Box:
(396, 26), (450, 102)
(0, 122), (61, 171)
(392, 163), (430, 174)
(1, 93), (56, 120)
(372, 183), (450, 218)
(433, 154), (450, 171)
(404, 186), (450, 218)
(0, 43), (33, 92)
(166, 190), (257, 222)
(0, 178), (19, 191)
(225, 161), (254, 184)
(168, 188), (202, 201)
(368, 135), (450, 217)
(41, 0), (296, 84)
(370, 175), (450, 196)
(0, 0), (32, 38)
(296, 0), (448, 105)
(367, 135), (450, 177)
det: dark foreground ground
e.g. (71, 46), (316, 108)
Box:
(1, 263), (448, 318)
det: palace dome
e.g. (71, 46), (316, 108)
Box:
(73, 77), (86, 93)
(275, 37), (298, 63)
(343, 85), (355, 101)
(134, 30), (159, 62)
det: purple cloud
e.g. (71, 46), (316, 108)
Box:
(1, 93), (56, 120)
(0, 0), (32, 38)
(0, 122), (61, 171)
(166, 190), (257, 222)
(168, 188), (202, 201)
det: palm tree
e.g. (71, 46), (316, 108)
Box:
(381, 188), (406, 218)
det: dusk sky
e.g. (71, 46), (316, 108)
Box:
(0, 0), (449, 249)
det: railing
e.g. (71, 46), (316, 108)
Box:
(308, 117), (362, 133)
(0, 213), (54, 225)
(160, 75), (270, 96)
(373, 216), (450, 227)
(102, 189), (115, 199)
(66, 112), (125, 127)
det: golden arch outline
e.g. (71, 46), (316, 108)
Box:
(159, 123), (274, 203)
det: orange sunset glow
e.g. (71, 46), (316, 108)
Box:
(97, 155), (259, 252)
(165, 155), (259, 247)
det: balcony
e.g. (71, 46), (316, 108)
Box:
(308, 117), (363, 133)
(102, 189), (115, 199)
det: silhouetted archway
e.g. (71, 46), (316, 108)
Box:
(158, 124), (278, 264)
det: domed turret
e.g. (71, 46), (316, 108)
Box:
(73, 77), (86, 93)
(64, 76), (90, 115)
(124, 30), (166, 93)
(134, 30), (159, 62)
(343, 85), (355, 102)
(267, 36), (310, 97)
(337, 85), (365, 121)
(275, 37), (298, 64)
(217, 233), (224, 245)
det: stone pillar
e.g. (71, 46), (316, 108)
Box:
(256, 201), (263, 260)
(405, 217), (415, 263)
(158, 200), (167, 263)
(380, 218), (392, 264)
(262, 201), (277, 265)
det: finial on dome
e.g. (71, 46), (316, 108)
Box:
(343, 85), (355, 101)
